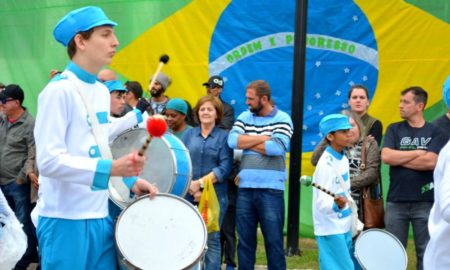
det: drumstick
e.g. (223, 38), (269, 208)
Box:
(138, 115), (168, 156)
(147, 54), (170, 95)
(299, 175), (337, 198)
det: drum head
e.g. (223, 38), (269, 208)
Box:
(111, 129), (176, 195)
(115, 194), (207, 270)
(355, 229), (407, 270)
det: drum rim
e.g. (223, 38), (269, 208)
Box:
(109, 131), (193, 207)
(165, 134), (192, 197)
(354, 228), (408, 270)
(115, 193), (207, 270)
(109, 128), (148, 209)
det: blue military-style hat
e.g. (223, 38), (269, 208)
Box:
(319, 114), (352, 136)
(443, 75), (450, 108)
(53, 6), (117, 47)
(104, 80), (126, 93)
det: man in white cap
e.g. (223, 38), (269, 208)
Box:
(34, 6), (157, 269)
(148, 72), (171, 115)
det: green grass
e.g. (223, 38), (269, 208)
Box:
(253, 231), (417, 269)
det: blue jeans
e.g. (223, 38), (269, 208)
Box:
(385, 201), (432, 270)
(204, 189), (228, 270)
(1, 181), (38, 268)
(236, 188), (286, 270)
(186, 187), (228, 270)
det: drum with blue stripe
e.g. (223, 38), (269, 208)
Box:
(110, 129), (192, 207)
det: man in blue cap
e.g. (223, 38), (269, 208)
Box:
(104, 80), (127, 118)
(432, 75), (450, 140)
(34, 6), (157, 269)
(312, 113), (358, 269)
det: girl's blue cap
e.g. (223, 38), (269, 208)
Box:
(319, 114), (352, 136)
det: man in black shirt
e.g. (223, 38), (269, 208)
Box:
(381, 86), (447, 270)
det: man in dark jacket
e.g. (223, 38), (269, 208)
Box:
(0, 84), (39, 269)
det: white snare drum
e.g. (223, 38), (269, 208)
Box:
(354, 229), (407, 270)
(110, 129), (192, 208)
(115, 194), (207, 270)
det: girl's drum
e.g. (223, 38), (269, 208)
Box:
(110, 129), (192, 208)
(354, 228), (407, 270)
(115, 194), (207, 269)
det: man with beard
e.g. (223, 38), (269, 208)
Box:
(227, 80), (293, 270)
(148, 72), (171, 115)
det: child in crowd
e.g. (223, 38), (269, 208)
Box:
(312, 114), (359, 269)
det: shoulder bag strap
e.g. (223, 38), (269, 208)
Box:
(71, 81), (131, 204)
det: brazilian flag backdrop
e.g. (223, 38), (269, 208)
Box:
(1, 0), (449, 237)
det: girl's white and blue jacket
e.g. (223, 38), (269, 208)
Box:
(312, 146), (352, 236)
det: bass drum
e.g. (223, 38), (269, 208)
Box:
(110, 129), (192, 208)
(354, 228), (407, 270)
(115, 194), (207, 269)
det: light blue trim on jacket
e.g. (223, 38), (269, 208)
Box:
(133, 109), (143, 124)
(92, 159), (112, 190)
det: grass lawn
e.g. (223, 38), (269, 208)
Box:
(253, 231), (417, 269)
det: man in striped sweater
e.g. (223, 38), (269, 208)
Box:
(228, 80), (293, 270)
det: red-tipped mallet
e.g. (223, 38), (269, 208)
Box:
(147, 54), (170, 94)
(138, 115), (168, 156)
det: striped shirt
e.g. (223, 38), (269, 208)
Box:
(228, 106), (293, 190)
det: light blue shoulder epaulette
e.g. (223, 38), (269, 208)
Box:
(49, 73), (68, 83)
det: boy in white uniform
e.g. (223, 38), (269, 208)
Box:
(312, 114), (357, 269)
(34, 6), (157, 269)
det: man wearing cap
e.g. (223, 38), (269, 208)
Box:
(165, 98), (192, 139)
(203, 75), (234, 130)
(381, 86), (447, 270)
(148, 72), (171, 115)
(227, 80), (293, 270)
(34, 6), (157, 269)
(103, 79), (149, 144)
(105, 80), (127, 118)
(432, 75), (450, 141)
(0, 84), (39, 269)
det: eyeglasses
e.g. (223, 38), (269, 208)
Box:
(0, 98), (14, 104)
